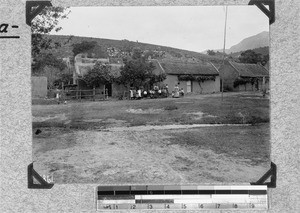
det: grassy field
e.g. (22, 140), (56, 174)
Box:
(32, 92), (269, 129)
(32, 92), (270, 184)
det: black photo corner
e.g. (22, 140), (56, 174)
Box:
(26, 1), (52, 26)
(248, 0), (275, 25)
(27, 0), (276, 189)
(28, 163), (54, 189)
(251, 162), (277, 188)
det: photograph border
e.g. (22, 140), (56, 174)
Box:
(1, 0), (299, 212)
(29, 0), (273, 188)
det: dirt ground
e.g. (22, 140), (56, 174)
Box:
(32, 92), (270, 184)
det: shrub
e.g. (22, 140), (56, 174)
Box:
(164, 105), (178, 111)
(223, 85), (233, 92)
(233, 77), (256, 88)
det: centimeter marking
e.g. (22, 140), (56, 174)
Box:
(98, 202), (263, 210)
(97, 185), (267, 196)
(96, 185), (268, 210)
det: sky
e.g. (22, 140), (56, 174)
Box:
(51, 6), (269, 53)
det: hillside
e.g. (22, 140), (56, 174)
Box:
(228, 31), (269, 54)
(42, 34), (223, 65)
(203, 31), (269, 55)
(229, 46), (269, 58)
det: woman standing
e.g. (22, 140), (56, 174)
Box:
(174, 84), (180, 98)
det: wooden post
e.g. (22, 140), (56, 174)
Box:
(221, 78), (224, 101)
(79, 90), (82, 102)
(103, 85), (105, 100)
(61, 82), (64, 102)
(262, 76), (266, 97)
(76, 89), (78, 100)
(93, 87), (95, 101)
(221, 6), (228, 101)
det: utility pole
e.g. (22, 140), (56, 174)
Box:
(221, 6), (228, 101)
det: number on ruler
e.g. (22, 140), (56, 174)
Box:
(182, 204), (187, 209)
(148, 204), (153, 209)
(165, 204), (170, 209)
(233, 204), (238, 208)
(115, 205), (118, 209)
(216, 203), (220, 208)
(199, 204), (204, 208)
(103, 205), (111, 209)
(250, 203), (255, 208)
(131, 204), (136, 209)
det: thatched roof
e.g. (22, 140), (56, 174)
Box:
(76, 61), (122, 77)
(229, 61), (269, 77)
(157, 60), (219, 76)
(150, 60), (166, 75)
(264, 61), (269, 71)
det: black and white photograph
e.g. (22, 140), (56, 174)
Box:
(31, 5), (270, 184)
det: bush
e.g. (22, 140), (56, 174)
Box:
(233, 77), (256, 88)
(47, 90), (57, 98)
(223, 85), (233, 92)
(164, 105), (178, 111)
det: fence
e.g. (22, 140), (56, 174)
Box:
(49, 88), (108, 102)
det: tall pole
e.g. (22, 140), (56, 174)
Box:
(221, 6), (228, 101)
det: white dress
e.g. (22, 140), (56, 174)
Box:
(130, 90), (133, 98)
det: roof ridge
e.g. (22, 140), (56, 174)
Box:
(229, 61), (269, 77)
(228, 61), (241, 76)
(161, 59), (209, 65)
(154, 60), (165, 73)
(259, 63), (269, 72)
(209, 62), (219, 73)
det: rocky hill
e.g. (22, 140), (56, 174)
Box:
(227, 31), (269, 54)
(42, 34), (223, 65)
(203, 31), (269, 55)
(229, 46), (269, 58)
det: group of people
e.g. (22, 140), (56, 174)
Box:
(129, 84), (185, 100)
(129, 85), (169, 100)
(172, 84), (184, 98)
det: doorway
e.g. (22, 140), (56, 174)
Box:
(105, 83), (112, 97)
(187, 81), (192, 93)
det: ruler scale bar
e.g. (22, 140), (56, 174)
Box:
(98, 189), (267, 195)
(97, 185), (268, 210)
(136, 199), (174, 203)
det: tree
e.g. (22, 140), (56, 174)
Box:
(72, 41), (97, 57)
(32, 7), (70, 57)
(83, 62), (114, 88)
(118, 57), (167, 89)
(88, 44), (108, 58)
(31, 6), (70, 75)
(32, 53), (66, 75)
(239, 49), (263, 64)
(72, 41), (108, 58)
(32, 53), (68, 89)
(132, 48), (143, 60)
(149, 73), (167, 87)
(118, 60), (149, 88)
(54, 73), (73, 87)
(262, 54), (269, 66)
(121, 39), (134, 53)
(207, 50), (216, 56)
